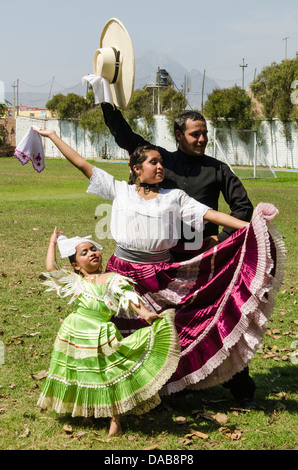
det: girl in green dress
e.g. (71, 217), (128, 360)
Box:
(37, 227), (180, 436)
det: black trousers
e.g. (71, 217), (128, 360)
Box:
(222, 367), (256, 401)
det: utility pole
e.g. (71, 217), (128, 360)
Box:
(11, 81), (17, 118)
(16, 79), (19, 116)
(157, 67), (161, 115)
(239, 58), (248, 90)
(283, 37), (289, 59)
(201, 69), (206, 114)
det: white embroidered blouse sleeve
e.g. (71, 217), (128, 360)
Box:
(87, 166), (127, 201)
(177, 190), (210, 233)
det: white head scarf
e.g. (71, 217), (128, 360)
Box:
(57, 235), (103, 258)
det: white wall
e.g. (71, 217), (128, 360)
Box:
(16, 115), (297, 168)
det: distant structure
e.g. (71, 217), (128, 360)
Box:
(6, 106), (52, 119)
(144, 67), (174, 114)
(156, 68), (173, 87)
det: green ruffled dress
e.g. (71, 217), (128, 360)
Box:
(37, 270), (180, 418)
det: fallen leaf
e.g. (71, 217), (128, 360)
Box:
(126, 435), (138, 441)
(31, 370), (48, 380)
(178, 438), (192, 446)
(218, 425), (243, 440)
(189, 428), (208, 439)
(93, 437), (112, 442)
(213, 413), (228, 425)
(231, 429), (242, 440)
(175, 416), (187, 425)
(195, 411), (214, 421)
(142, 444), (158, 450)
(19, 425), (30, 438)
(63, 425), (73, 434)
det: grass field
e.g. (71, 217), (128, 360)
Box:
(0, 157), (297, 451)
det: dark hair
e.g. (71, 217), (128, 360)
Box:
(174, 111), (206, 141)
(69, 254), (76, 264)
(128, 144), (160, 185)
(68, 253), (81, 275)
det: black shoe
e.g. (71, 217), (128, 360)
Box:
(239, 397), (258, 410)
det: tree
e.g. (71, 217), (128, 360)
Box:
(203, 85), (254, 130)
(160, 88), (187, 115)
(250, 57), (297, 123)
(160, 88), (187, 137)
(46, 93), (91, 120)
(46, 94), (65, 117)
(0, 101), (9, 146)
(80, 106), (111, 158)
(250, 57), (298, 145)
(122, 89), (154, 141)
(80, 107), (107, 134)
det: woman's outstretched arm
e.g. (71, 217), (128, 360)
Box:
(204, 209), (249, 230)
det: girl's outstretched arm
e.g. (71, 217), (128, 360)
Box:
(34, 129), (94, 179)
(204, 209), (249, 230)
(46, 226), (63, 271)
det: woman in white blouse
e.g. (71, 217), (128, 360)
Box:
(34, 128), (284, 401)
(34, 129), (246, 256)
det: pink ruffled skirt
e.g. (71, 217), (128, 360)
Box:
(106, 203), (285, 395)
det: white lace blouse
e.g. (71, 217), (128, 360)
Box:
(87, 167), (210, 251)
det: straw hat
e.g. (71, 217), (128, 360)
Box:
(93, 18), (135, 108)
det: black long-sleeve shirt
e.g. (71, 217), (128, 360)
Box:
(101, 103), (253, 245)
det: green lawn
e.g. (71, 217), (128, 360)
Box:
(0, 157), (297, 450)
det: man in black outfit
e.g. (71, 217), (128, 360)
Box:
(101, 102), (258, 409)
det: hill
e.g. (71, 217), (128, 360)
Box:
(4, 51), (219, 110)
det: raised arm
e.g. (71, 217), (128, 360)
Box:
(46, 226), (63, 271)
(101, 103), (148, 154)
(34, 129), (94, 179)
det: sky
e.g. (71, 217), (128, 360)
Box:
(1, 0), (297, 100)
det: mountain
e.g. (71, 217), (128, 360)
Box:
(135, 51), (219, 109)
(4, 51), (219, 110)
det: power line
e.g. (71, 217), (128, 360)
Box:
(19, 79), (54, 88)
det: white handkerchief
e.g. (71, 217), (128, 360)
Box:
(82, 74), (114, 105)
(14, 125), (45, 173)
